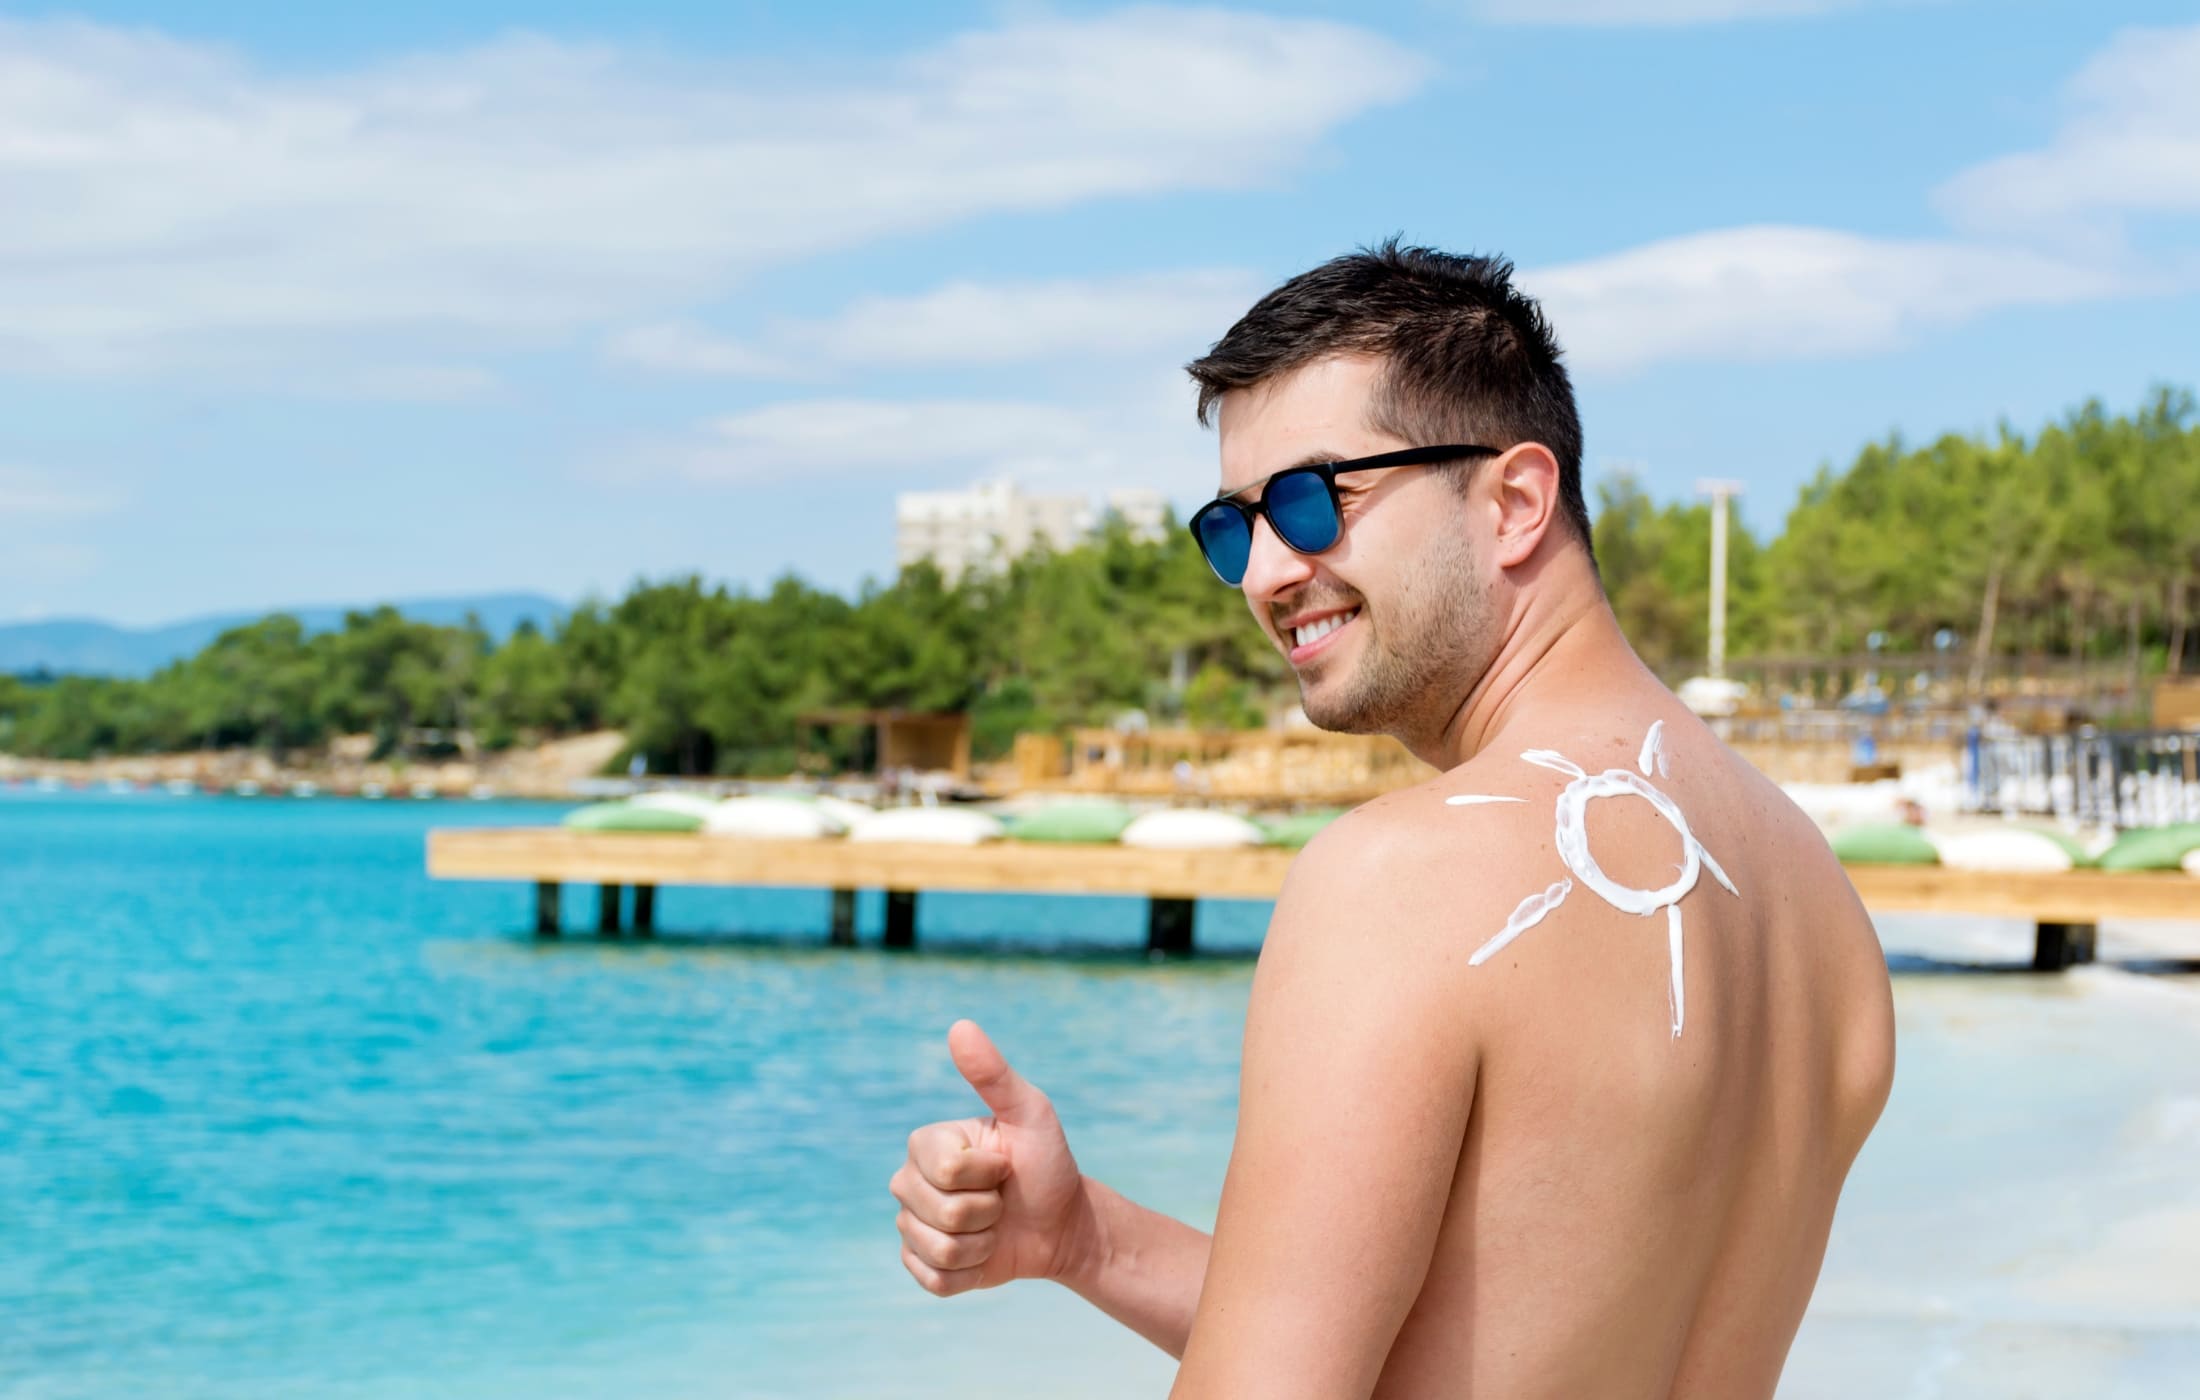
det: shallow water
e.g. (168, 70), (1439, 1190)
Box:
(1, 790), (2195, 1398)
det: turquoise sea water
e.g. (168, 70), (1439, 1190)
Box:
(3, 791), (2198, 1398)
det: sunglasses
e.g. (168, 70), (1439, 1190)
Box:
(1188, 444), (1501, 585)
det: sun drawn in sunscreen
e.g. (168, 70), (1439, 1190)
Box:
(1445, 720), (1737, 1038)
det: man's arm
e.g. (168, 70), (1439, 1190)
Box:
(1169, 817), (1485, 1399)
(1053, 1177), (1211, 1358)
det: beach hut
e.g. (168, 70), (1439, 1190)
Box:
(796, 709), (973, 782)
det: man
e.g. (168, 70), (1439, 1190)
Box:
(891, 242), (1895, 1397)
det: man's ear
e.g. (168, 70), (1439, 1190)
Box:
(1489, 443), (1562, 569)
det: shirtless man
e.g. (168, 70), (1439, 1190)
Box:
(890, 243), (1895, 1398)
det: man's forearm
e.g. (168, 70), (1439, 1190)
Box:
(1052, 1176), (1212, 1359)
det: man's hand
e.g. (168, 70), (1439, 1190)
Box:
(891, 1019), (1089, 1296)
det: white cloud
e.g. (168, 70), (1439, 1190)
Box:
(600, 363), (1216, 504)
(1524, 225), (2125, 375)
(605, 269), (1260, 378)
(1935, 24), (2200, 231)
(0, 11), (1422, 376)
(785, 270), (1260, 369)
(0, 466), (126, 519)
(1522, 25), (2195, 375)
(605, 323), (785, 378)
(630, 220), (2137, 475)
(306, 364), (503, 401)
(1471, 0), (1921, 26)
(678, 399), (1111, 481)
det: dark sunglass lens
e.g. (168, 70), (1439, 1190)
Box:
(1193, 505), (1253, 585)
(1266, 471), (1341, 553)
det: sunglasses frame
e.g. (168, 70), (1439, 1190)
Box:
(1188, 444), (1503, 585)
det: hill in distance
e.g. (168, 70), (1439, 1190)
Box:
(0, 592), (567, 679)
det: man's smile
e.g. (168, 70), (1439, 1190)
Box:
(1286, 606), (1361, 662)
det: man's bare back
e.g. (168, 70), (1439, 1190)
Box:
(1356, 687), (1893, 1398)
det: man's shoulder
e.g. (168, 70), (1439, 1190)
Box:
(1268, 763), (1555, 969)
(1267, 709), (1765, 980)
(1296, 743), (1574, 867)
(1251, 783), (1527, 1073)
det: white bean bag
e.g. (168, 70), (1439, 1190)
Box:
(1120, 809), (1265, 851)
(703, 796), (845, 840)
(628, 791), (721, 820)
(1779, 780), (1909, 832)
(2183, 847), (2200, 878)
(1898, 764), (1965, 820)
(848, 807), (1005, 845)
(812, 795), (878, 831)
(1929, 827), (2075, 874)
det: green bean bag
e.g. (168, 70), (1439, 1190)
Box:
(1830, 822), (1940, 866)
(562, 801), (704, 834)
(1007, 802), (1137, 844)
(2096, 823), (2200, 873)
(1259, 809), (1345, 849)
(2025, 827), (2098, 869)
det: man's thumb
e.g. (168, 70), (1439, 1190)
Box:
(948, 1019), (1045, 1122)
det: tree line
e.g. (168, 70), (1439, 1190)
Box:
(0, 523), (1274, 773)
(2, 388), (2193, 773)
(1597, 386), (2200, 680)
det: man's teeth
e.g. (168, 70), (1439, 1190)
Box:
(1293, 609), (1359, 648)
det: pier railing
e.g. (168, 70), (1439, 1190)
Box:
(1970, 728), (2200, 828)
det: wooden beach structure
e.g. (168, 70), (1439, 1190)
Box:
(797, 709), (972, 781)
(426, 829), (2200, 968)
(1012, 727), (1436, 807)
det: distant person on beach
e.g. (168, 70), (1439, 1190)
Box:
(891, 242), (1895, 1397)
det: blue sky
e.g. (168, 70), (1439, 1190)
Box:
(1, 0), (2195, 626)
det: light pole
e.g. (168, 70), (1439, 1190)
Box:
(1695, 479), (1744, 681)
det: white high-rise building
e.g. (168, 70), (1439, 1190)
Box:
(1103, 488), (1171, 542)
(896, 479), (1172, 579)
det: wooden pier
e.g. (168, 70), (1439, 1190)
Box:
(428, 828), (1297, 954)
(427, 828), (2200, 967)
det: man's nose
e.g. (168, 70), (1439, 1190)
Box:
(1238, 513), (1315, 606)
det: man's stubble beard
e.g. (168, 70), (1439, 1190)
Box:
(1299, 521), (1495, 744)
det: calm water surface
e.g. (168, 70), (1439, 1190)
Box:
(2, 791), (2196, 1398)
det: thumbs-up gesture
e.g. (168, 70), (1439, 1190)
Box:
(891, 1019), (1089, 1296)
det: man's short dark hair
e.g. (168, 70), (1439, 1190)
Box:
(1186, 239), (1594, 567)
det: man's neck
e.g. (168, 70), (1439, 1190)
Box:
(1407, 555), (1646, 771)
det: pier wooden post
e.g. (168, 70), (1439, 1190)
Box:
(884, 890), (917, 949)
(534, 881), (561, 939)
(598, 883), (623, 938)
(2032, 920), (2097, 971)
(632, 884), (656, 938)
(1147, 898), (1195, 957)
(829, 889), (858, 947)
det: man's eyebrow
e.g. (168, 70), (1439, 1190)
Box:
(1215, 449), (1349, 502)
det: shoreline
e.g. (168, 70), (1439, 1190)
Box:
(0, 730), (625, 801)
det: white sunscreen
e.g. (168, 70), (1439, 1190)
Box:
(1468, 879), (1572, 967)
(1454, 723), (1738, 1038)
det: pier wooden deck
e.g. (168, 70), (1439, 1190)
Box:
(426, 828), (2200, 967)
